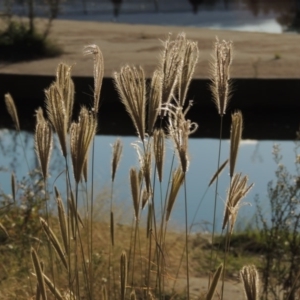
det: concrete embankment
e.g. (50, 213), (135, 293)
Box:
(1, 74), (300, 140)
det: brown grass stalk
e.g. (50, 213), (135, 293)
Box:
(206, 264), (223, 300)
(35, 108), (53, 181)
(45, 83), (68, 157)
(208, 159), (229, 187)
(153, 129), (165, 183)
(210, 37), (232, 116)
(240, 265), (260, 300)
(4, 93), (20, 131)
(111, 138), (123, 182)
(114, 66), (146, 141)
(11, 172), (16, 203)
(177, 34), (199, 107)
(70, 106), (97, 183)
(83, 44), (104, 113)
(42, 273), (64, 300)
(166, 167), (185, 222)
(120, 251), (127, 300)
(55, 63), (74, 129)
(40, 217), (68, 270)
(130, 168), (140, 220)
(229, 111), (243, 178)
(55, 187), (69, 257)
(148, 70), (162, 134)
(222, 173), (254, 232)
(31, 247), (47, 300)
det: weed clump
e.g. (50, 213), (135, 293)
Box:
(0, 21), (62, 61)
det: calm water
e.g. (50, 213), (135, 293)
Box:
(1, 129), (298, 232)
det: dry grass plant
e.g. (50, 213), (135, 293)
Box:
(1, 33), (261, 300)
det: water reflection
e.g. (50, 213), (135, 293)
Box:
(0, 129), (298, 232)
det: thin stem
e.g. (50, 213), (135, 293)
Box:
(90, 137), (95, 297)
(131, 218), (139, 288)
(210, 116), (223, 271)
(221, 223), (231, 300)
(184, 175), (190, 300)
(64, 157), (73, 296)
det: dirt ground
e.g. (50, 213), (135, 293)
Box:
(1, 18), (300, 79)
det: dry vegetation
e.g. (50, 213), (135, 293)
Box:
(2, 31), (298, 300)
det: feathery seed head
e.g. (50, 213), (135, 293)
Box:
(210, 37), (232, 116)
(143, 147), (152, 193)
(240, 265), (260, 300)
(130, 168), (140, 220)
(111, 138), (123, 182)
(35, 108), (53, 181)
(55, 63), (74, 129)
(177, 35), (199, 107)
(83, 44), (104, 113)
(45, 83), (68, 157)
(114, 65), (146, 141)
(230, 110), (243, 177)
(222, 173), (254, 233)
(166, 167), (185, 221)
(4, 93), (20, 131)
(153, 129), (165, 182)
(70, 106), (97, 183)
(148, 70), (162, 134)
(167, 104), (198, 173)
(159, 33), (187, 115)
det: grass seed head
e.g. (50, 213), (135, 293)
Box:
(111, 138), (123, 182)
(240, 265), (260, 300)
(130, 168), (140, 220)
(208, 159), (229, 187)
(4, 93), (20, 131)
(45, 83), (68, 157)
(168, 105), (198, 173)
(70, 106), (97, 183)
(83, 44), (104, 113)
(159, 33), (186, 114)
(148, 69), (162, 134)
(35, 107), (53, 181)
(166, 167), (185, 221)
(222, 173), (254, 232)
(114, 65), (146, 141)
(210, 37), (232, 116)
(230, 110), (243, 177)
(177, 33), (199, 107)
(153, 129), (165, 182)
(55, 63), (74, 129)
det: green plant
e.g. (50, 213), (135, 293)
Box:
(0, 21), (62, 61)
(256, 141), (300, 300)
